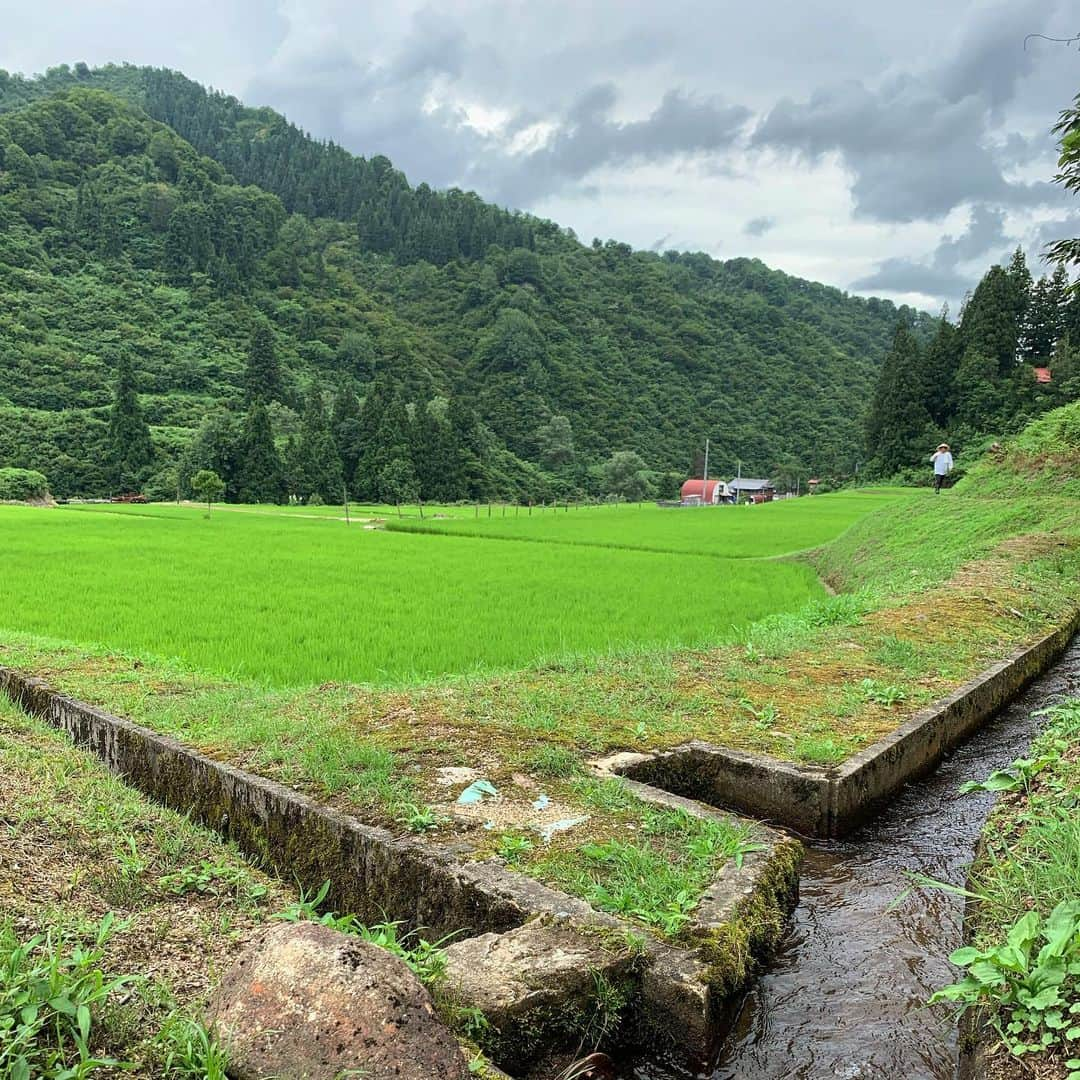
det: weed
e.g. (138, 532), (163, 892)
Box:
(527, 745), (583, 778)
(858, 679), (906, 706)
(0, 913), (134, 1080)
(931, 900), (1080, 1076)
(496, 833), (534, 861)
(398, 804), (441, 833)
(159, 860), (267, 906)
(157, 1014), (229, 1079)
(271, 882), (449, 986)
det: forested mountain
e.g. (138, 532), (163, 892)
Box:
(866, 250), (1080, 479)
(0, 64), (921, 501)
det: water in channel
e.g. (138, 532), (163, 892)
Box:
(616, 637), (1080, 1080)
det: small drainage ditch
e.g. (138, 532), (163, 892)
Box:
(611, 636), (1080, 1080)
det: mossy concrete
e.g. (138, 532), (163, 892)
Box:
(600, 614), (1080, 837)
(0, 663), (802, 1073)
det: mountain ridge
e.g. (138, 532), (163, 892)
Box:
(0, 65), (927, 499)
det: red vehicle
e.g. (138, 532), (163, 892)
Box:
(110, 492), (147, 504)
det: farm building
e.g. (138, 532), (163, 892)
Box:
(1033, 366), (1053, 384)
(729, 478), (775, 502)
(680, 478), (730, 505)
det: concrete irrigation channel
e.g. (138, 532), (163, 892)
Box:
(609, 635), (1080, 1080)
(2, 619), (1078, 1078)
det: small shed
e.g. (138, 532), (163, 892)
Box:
(729, 478), (775, 503)
(1033, 366), (1053, 384)
(680, 478), (729, 505)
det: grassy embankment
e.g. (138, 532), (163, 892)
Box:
(922, 405), (1080, 1080)
(0, 692), (282, 1078)
(1, 411), (1078, 941)
(935, 699), (1080, 1080)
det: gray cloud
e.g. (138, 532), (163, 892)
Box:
(753, 0), (1070, 223)
(853, 202), (1013, 299)
(744, 216), (776, 236)
(493, 85), (750, 205)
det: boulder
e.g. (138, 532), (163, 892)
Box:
(443, 921), (637, 1072)
(208, 921), (468, 1080)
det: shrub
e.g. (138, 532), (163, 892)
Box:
(0, 467), (49, 501)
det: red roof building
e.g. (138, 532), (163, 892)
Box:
(1034, 366), (1053, 384)
(680, 479), (728, 504)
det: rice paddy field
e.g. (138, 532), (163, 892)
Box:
(0, 493), (897, 686)
(384, 489), (911, 557)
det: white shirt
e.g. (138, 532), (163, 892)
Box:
(932, 451), (953, 476)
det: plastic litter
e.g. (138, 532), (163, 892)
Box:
(532, 794), (550, 811)
(538, 816), (589, 843)
(457, 779), (498, 805)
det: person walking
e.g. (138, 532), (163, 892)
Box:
(931, 442), (953, 493)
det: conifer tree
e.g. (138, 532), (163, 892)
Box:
(864, 324), (935, 475)
(1022, 275), (1056, 364)
(446, 396), (486, 499)
(962, 265), (1020, 376)
(245, 323), (283, 404)
(235, 401), (285, 503)
(412, 399), (453, 501)
(330, 379), (363, 488)
(107, 355), (155, 491)
(920, 312), (961, 426)
(1006, 246), (1032, 330)
(296, 383), (344, 503)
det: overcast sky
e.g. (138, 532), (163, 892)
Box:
(2, 0), (1078, 311)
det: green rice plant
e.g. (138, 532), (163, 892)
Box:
(384, 491), (905, 559)
(0, 502), (850, 686)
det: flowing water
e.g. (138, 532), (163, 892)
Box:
(616, 637), (1080, 1080)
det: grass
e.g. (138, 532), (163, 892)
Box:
(530, 804), (760, 936)
(0, 692), (491, 1076)
(969, 698), (1080, 937)
(0, 501), (837, 686)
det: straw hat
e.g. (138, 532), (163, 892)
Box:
(937, 443), (949, 451)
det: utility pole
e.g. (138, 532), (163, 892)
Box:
(702, 437), (710, 504)
(736, 458), (741, 505)
(343, 485), (350, 526)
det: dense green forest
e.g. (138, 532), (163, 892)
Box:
(0, 64), (923, 500)
(866, 261), (1080, 479)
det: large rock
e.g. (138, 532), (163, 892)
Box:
(208, 921), (468, 1080)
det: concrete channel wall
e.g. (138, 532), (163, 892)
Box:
(0, 664), (800, 1073)
(607, 613), (1080, 838)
